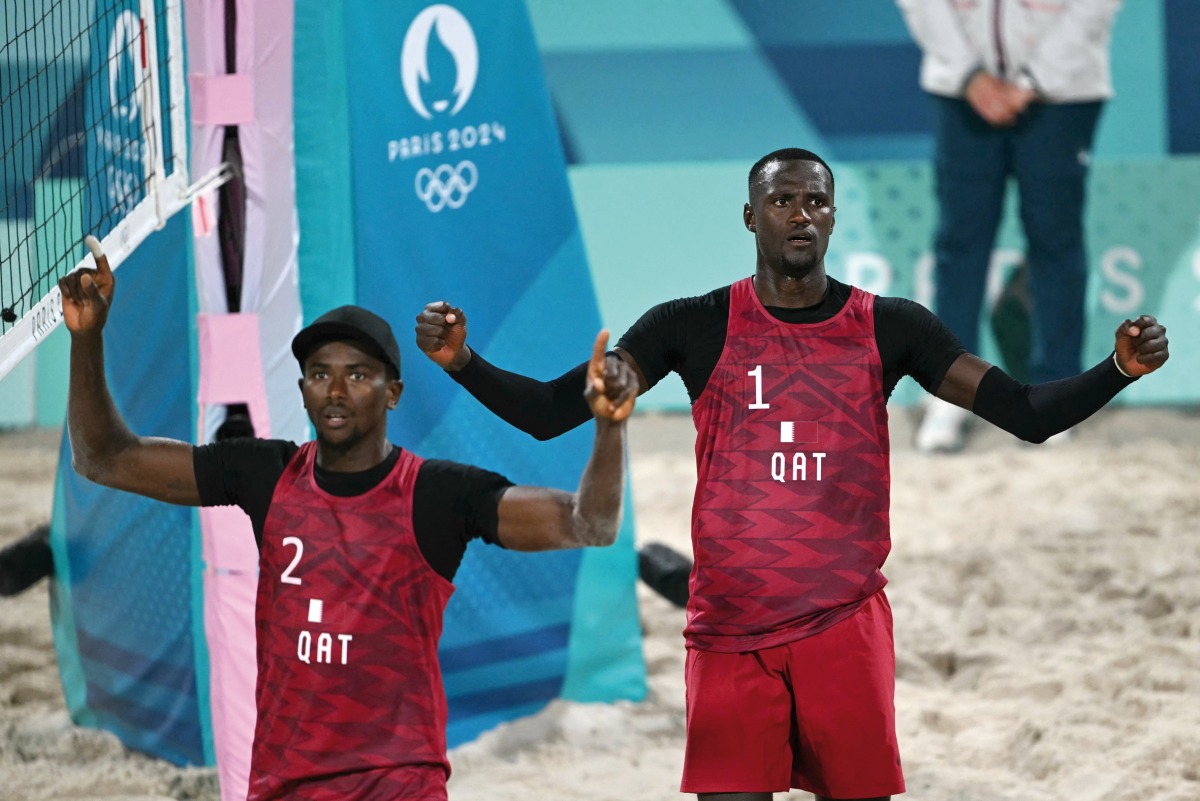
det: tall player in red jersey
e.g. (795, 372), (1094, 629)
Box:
(58, 239), (638, 801)
(415, 148), (1170, 801)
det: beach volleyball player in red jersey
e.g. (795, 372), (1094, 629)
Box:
(58, 236), (637, 801)
(415, 148), (1169, 801)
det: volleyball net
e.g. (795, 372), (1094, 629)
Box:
(0, 0), (220, 381)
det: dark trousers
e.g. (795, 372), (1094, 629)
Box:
(932, 96), (1103, 384)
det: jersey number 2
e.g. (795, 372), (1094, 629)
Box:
(281, 536), (303, 585)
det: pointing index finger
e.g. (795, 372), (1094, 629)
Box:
(591, 329), (610, 369)
(589, 330), (610, 392)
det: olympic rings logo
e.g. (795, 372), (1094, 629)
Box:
(414, 161), (478, 212)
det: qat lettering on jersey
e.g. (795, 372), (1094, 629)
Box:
(298, 631), (354, 666)
(771, 451), (827, 483)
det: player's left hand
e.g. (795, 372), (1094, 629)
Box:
(415, 300), (470, 371)
(1114, 315), (1168, 377)
(59, 235), (114, 336)
(584, 330), (636, 422)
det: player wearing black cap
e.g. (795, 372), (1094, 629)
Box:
(292, 304), (405, 379)
(58, 238), (637, 801)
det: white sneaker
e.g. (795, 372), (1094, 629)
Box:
(916, 398), (971, 453)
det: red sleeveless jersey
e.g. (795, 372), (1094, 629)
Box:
(248, 442), (455, 801)
(686, 277), (891, 653)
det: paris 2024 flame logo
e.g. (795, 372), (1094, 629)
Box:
(400, 5), (477, 120)
(391, 4), (505, 213)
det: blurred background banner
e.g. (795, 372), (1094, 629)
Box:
(294, 0), (647, 747)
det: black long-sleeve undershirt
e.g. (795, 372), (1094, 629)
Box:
(450, 350), (591, 441)
(448, 279), (1136, 444)
(973, 357), (1135, 443)
(450, 278), (961, 439)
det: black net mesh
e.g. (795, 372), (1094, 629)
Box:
(1, 0), (180, 335)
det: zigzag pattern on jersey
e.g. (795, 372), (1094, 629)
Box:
(687, 278), (891, 653)
(249, 443), (454, 801)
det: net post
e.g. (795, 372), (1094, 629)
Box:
(165, 0), (190, 183)
(139, 0), (168, 230)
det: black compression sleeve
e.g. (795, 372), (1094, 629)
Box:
(449, 349), (591, 440)
(972, 354), (1137, 443)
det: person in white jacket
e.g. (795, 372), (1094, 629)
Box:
(896, 0), (1123, 452)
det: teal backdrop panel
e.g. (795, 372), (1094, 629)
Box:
(294, 1), (357, 317)
(299, 0), (646, 746)
(529, 0), (1176, 166)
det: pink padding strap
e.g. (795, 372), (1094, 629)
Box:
(202, 569), (258, 801)
(196, 312), (266, 800)
(196, 312), (272, 439)
(189, 73), (255, 125)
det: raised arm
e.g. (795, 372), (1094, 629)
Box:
(493, 330), (636, 552)
(59, 236), (200, 505)
(935, 315), (1169, 443)
(416, 300), (645, 440)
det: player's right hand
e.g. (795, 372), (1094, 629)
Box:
(58, 235), (114, 335)
(415, 300), (471, 371)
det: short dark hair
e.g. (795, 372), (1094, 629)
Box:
(748, 148), (834, 199)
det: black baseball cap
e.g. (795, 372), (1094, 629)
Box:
(291, 305), (402, 378)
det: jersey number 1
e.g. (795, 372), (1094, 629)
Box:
(748, 365), (770, 409)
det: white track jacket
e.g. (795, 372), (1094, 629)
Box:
(895, 0), (1122, 102)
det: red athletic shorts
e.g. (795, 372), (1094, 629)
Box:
(681, 590), (904, 798)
